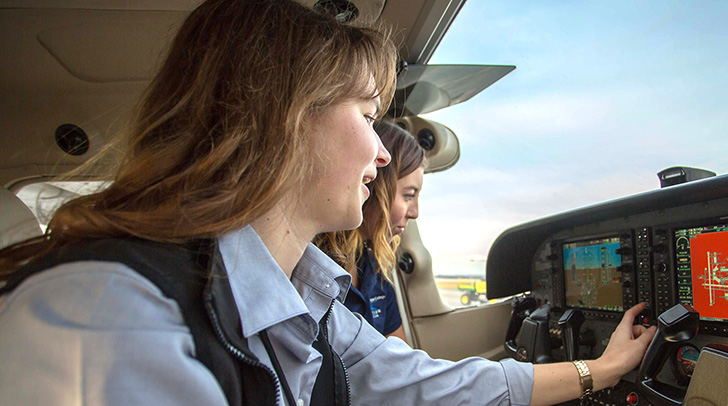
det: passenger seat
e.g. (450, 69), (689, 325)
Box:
(0, 187), (42, 249)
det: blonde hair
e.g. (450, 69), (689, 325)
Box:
(315, 121), (425, 281)
(1, 0), (397, 276)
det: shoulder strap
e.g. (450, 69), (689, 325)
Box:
(311, 303), (350, 406)
(259, 301), (349, 406)
(260, 329), (297, 406)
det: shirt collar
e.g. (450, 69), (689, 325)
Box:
(293, 244), (351, 303)
(218, 226), (351, 338)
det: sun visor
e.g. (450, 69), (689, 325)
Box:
(389, 64), (515, 116)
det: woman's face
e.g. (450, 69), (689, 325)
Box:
(389, 167), (424, 240)
(303, 94), (391, 234)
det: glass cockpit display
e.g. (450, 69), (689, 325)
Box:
(675, 224), (728, 322)
(563, 236), (624, 312)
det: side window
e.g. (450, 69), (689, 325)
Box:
(418, 170), (505, 308)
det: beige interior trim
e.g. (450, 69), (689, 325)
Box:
(390, 269), (413, 346)
(1, 0), (459, 187)
(398, 220), (451, 318)
(0, 1), (202, 10)
(410, 301), (512, 361)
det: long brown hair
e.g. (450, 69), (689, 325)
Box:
(315, 121), (425, 281)
(0, 0), (397, 277)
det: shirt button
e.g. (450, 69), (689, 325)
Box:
(297, 399), (305, 406)
(324, 283), (331, 288)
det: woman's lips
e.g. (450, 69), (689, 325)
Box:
(361, 183), (371, 199)
(361, 174), (375, 200)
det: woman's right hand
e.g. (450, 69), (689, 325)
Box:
(594, 302), (657, 387)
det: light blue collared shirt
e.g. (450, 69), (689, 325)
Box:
(0, 226), (533, 405)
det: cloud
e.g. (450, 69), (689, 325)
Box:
(418, 163), (660, 260)
(416, 0), (728, 277)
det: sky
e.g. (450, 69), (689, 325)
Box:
(417, 1), (728, 278)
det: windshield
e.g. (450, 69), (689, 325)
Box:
(418, 1), (728, 285)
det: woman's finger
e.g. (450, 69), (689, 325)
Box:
(618, 303), (646, 330)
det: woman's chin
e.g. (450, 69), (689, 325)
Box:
(324, 214), (363, 233)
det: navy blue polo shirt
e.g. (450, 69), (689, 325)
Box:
(344, 251), (402, 336)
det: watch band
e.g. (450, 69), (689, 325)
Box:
(572, 360), (593, 399)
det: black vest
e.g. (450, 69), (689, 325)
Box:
(1, 239), (349, 406)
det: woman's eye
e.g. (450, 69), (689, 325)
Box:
(364, 115), (375, 125)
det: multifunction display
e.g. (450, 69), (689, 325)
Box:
(563, 236), (624, 312)
(675, 224), (728, 322)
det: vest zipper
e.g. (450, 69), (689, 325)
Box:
(340, 353), (352, 406)
(205, 299), (283, 406)
(322, 300), (351, 406)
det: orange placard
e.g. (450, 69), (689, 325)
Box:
(690, 231), (728, 320)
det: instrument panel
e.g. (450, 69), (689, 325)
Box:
(530, 220), (728, 404)
(486, 174), (728, 405)
(533, 221), (728, 337)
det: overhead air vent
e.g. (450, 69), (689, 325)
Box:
(313, 0), (359, 23)
(55, 123), (89, 156)
(416, 128), (435, 151)
(298, 0), (383, 24)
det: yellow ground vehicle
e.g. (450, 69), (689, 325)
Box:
(457, 278), (487, 305)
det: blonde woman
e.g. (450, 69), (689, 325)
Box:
(316, 121), (424, 341)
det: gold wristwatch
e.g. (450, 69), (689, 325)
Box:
(573, 360), (593, 399)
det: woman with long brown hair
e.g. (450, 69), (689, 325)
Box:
(316, 121), (424, 340)
(0, 0), (655, 405)
(0, 1), (395, 404)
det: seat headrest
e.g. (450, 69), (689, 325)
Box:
(0, 187), (42, 249)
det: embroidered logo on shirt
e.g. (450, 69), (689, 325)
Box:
(370, 294), (385, 319)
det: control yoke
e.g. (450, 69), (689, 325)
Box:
(637, 303), (699, 406)
(504, 295), (538, 358)
(558, 309), (585, 361)
(522, 304), (554, 364)
(505, 297), (553, 364)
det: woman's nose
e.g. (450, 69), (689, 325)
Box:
(375, 137), (391, 167)
(408, 201), (419, 219)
